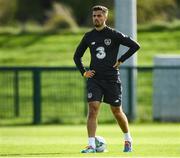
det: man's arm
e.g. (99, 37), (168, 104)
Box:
(73, 35), (88, 76)
(117, 32), (140, 63)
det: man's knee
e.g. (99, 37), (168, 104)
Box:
(88, 102), (100, 118)
(89, 107), (98, 116)
(111, 106), (123, 116)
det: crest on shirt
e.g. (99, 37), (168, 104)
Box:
(104, 38), (111, 46)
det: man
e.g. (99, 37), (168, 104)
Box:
(73, 5), (140, 153)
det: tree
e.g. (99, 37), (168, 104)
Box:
(56, 0), (113, 25)
(0, 0), (17, 25)
(15, 0), (52, 23)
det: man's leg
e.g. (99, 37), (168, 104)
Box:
(110, 105), (132, 152)
(110, 106), (129, 133)
(81, 101), (101, 153)
(87, 101), (101, 143)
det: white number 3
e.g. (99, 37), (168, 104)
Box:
(96, 47), (106, 59)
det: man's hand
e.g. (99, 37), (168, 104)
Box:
(83, 70), (95, 78)
(113, 61), (122, 69)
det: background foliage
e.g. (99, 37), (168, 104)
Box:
(0, 0), (180, 29)
(137, 0), (177, 24)
(0, 0), (17, 25)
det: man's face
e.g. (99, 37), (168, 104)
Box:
(92, 10), (107, 27)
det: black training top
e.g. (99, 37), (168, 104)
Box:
(73, 26), (140, 80)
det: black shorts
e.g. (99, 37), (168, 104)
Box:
(86, 78), (122, 106)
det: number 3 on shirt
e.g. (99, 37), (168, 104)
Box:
(96, 47), (106, 59)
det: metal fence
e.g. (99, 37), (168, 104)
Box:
(1, 66), (176, 125)
(0, 67), (87, 125)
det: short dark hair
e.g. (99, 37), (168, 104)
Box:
(92, 5), (108, 16)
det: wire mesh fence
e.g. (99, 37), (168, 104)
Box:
(0, 67), (85, 125)
(1, 66), (178, 125)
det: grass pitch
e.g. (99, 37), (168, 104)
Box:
(0, 28), (180, 66)
(0, 123), (180, 157)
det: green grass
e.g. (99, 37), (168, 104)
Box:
(0, 31), (90, 66)
(0, 124), (180, 157)
(0, 27), (180, 66)
(138, 30), (180, 65)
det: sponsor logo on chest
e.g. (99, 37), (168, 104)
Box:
(91, 41), (96, 45)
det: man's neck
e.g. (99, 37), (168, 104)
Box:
(95, 24), (106, 31)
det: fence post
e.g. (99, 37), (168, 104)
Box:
(33, 69), (41, 124)
(127, 67), (136, 121)
(84, 78), (87, 117)
(14, 70), (19, 117)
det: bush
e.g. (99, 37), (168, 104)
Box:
(44, 2), (78, 30)
(57, 0), (114, 26)
(0, 0), (17, 25)
(137, 0), (177, 24)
